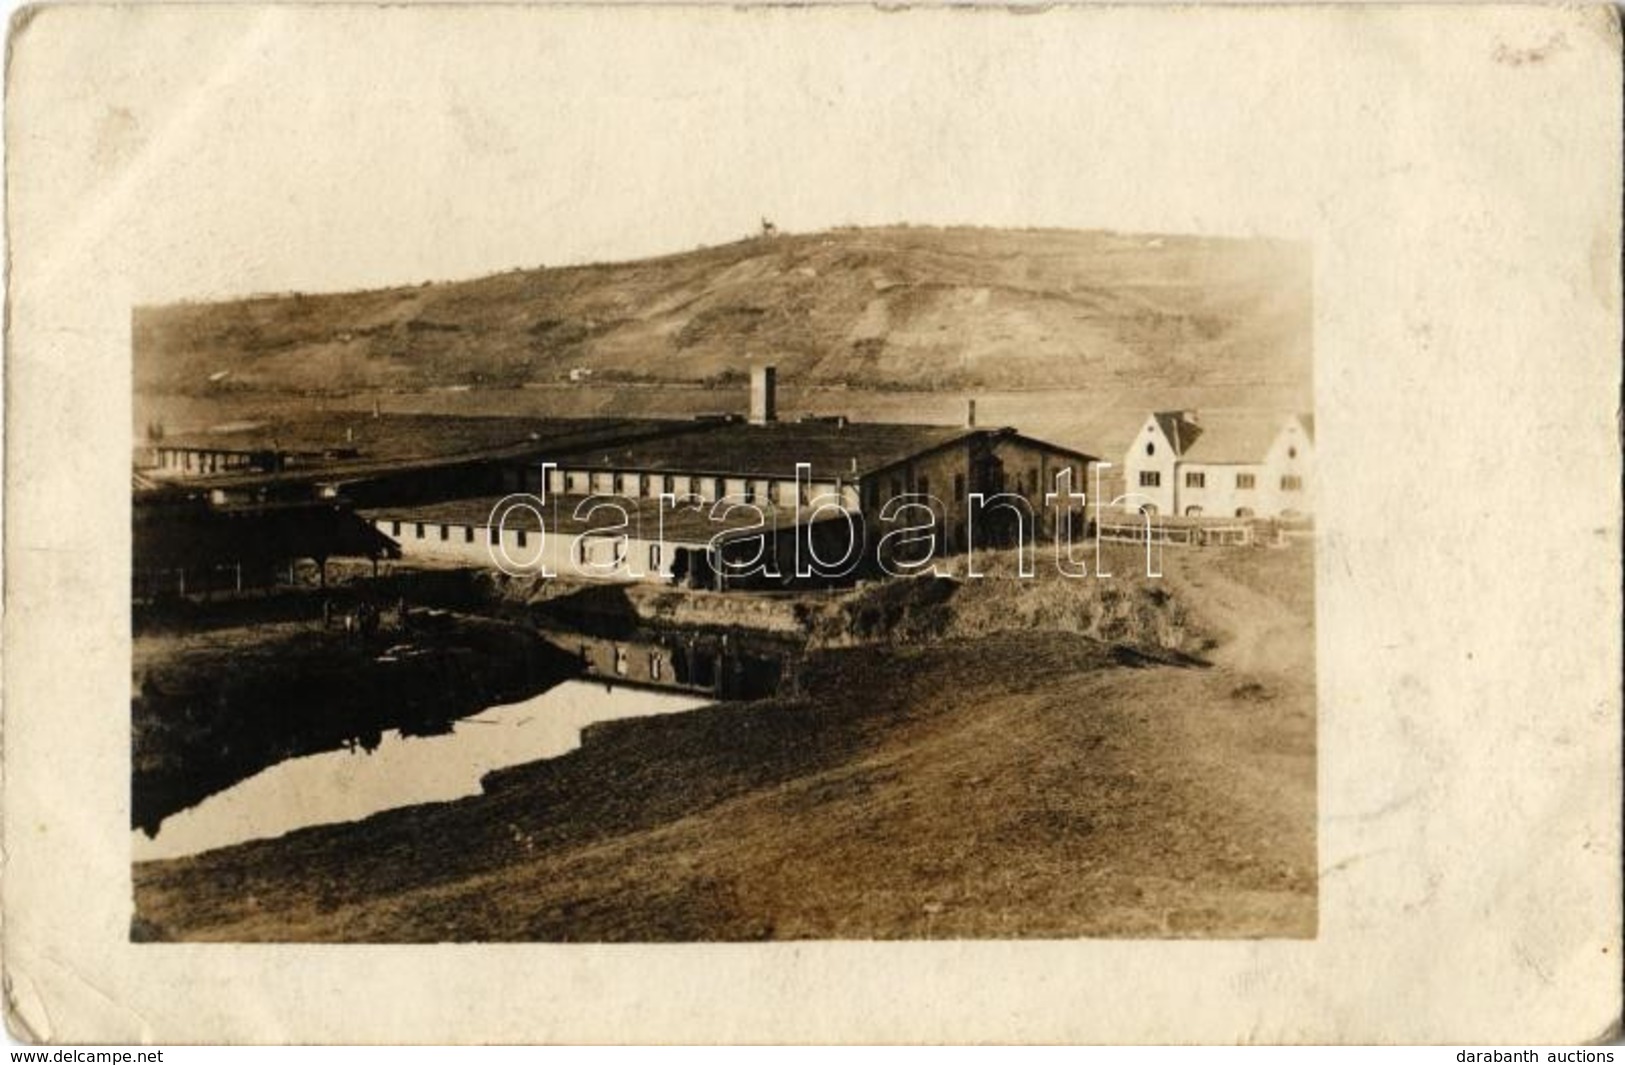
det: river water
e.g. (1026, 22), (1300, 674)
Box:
(133, 680), (710, 862)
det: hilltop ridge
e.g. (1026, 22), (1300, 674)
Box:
(135, 226), (1311, 399)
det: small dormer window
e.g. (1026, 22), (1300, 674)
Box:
(1146, 442), (1156, 456)
(1288, 446), (1298, 459)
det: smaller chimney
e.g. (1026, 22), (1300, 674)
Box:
(750, 365), (777, 425)
(965, 398), (977, 428)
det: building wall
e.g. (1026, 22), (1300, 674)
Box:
(1119, 414), (1314, 519)
(987, 437), (1091, 540)
(1119, 416), (1180, 515)
(851, 438), (1091, 563)
(859, 441), (974, 560)
(1171, 464), (1268, 518)
(372, 517), (680, 582)
(1259, 416), (1314, 518)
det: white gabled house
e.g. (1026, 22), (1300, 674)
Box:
(1120, 410), (1314, 520)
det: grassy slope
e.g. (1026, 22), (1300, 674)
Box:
(134, 226), (1310, 397)
(132, 546), (1315, 941)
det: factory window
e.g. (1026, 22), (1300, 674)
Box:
(440, 524), (450, 541)
(515, 529), (528, 548)
(745, 483), (758, 504)
(487, 527), (497, 545)
(615, 647), (628, 677)
(1236, 473), (1256, 490)
(649, 543), (662, 570)
(464, 526), (475, 544)
(415, 523), (425, 539)
(1281, 475), (1303, 492)
(650, 653), (663, 681)
(1185, 472), (1205, 489)
(662, 474), (674, 495)
(1146, 442), (1156, 456)
(712, 478), (724, 501)
(391, 520), (401, 536)
(568, 472), (585, 493)
(953, 473), (965, 501)
(1139, 471), (1161, 488)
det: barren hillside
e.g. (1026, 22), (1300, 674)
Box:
(135, 227), (1310, 398)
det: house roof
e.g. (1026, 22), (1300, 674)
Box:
(546, 420), (981, 481)
(362, 494), (846, 546)
(1152, 412), (1199, 455)
(1152, 410), (1310, 465)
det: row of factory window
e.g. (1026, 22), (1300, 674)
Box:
(543, 464), (1082, 510)
(547, 469), (846, 508)
(1139, 471), (1303, 492)
(154, 450), (258, 473)
(385, 519), (665, 568)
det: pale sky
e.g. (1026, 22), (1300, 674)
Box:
(7, 5), (1355, 305)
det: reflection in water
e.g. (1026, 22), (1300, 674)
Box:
(133, 681), (709, 862)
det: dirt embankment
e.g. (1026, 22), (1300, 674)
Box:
(795, 551), (1200, 654)
(132, 542), (1315, 941)
(474, 542), (1205, 657)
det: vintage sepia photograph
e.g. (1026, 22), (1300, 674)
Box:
(6, 2), (1618, 1044)
(128, 225), (1316, 942)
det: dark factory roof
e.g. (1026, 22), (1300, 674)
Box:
(545, 420), (984, 480)
(142, 412), (1101, 493)
(362, 494), (847, 546)
(134, 496), (400, 569)
(154, 413), (707, 490)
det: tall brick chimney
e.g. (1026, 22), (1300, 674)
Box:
(750, 365), (777, 425)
